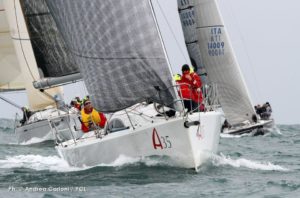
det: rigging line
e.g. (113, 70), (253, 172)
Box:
(13, 0), (35, 81)
(156, 0), (189, 63)
(225, 0), (262, 101)
(64, 51), (167, 60)
(14, 0), (55, 102)
(0, 94), (22, 110)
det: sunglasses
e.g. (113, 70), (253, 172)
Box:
(84, 102), (91, 106)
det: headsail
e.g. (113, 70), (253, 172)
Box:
(3, 0), (62, 110)
(192, 0), (255, 125)
(0, 1), (24, 91)
(45, 0), (177, 112)
(177, 0), (206, 81)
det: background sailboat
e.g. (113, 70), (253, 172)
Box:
(177, 0), (274, 135)
(1, 0), (82, 144)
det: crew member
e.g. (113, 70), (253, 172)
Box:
(20, 106), (33, 125)
(81, 100), (107, 133)
(70, 98), (81, 111)
(176, 64), (203, 112)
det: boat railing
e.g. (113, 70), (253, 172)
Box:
(49, 112), (107, 146)
(48, 113), (82, 146)
(13, 113), (21, 134)
(151, 82), (222, 120)
(202, 83), (221, 110)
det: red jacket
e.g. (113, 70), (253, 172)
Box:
(177, 72), (203, 103)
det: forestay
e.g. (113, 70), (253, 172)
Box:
(193, 0), (255, 125)
(45, 0), (177, 112)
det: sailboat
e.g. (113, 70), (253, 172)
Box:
(1, 0), (83, 144)
(19, 0), (223, 170)
(177, 0), (274, 135)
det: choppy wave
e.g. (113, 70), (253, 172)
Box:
(98, 155), (178, 168)
(212, 153), (289, 171)
(2, 153), (288, 174)
(0, 155), (86, 172)
(19, 135), (53, 146)
(0, 154), (179, 173)
(0, 119), (15, 130)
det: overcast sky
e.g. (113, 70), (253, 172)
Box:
(1, 0), (299, 125)
(217, 0), (300, 125)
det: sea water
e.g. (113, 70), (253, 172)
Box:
(0, 118), (299, 198)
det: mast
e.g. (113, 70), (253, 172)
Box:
(149, 0), (183, 111)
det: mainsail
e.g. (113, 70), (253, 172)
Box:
(19, 0), (79, 78)
(0, 1), (24, 91)
(182, 0), (255, 125)
(3, 0), (62, 110)
(45, 0), (177, 112)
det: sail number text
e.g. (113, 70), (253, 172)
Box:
(152, 128), (172, 150)
(208, 27), (225, 56)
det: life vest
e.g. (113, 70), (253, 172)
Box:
(81, 108), (101, 129)
(176, 72), (203, 103)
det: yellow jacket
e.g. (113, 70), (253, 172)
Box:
(81, 108), (101, 129)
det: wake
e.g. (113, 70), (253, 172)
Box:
(212, 153), (289, 171)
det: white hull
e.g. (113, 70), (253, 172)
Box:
(15, 108), (83, 144)
(56, 110), (221, 170)
(15, 119), (53, 144)
(222, 119), (274, 136)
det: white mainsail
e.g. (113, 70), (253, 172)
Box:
(2, 0), (62, 111)
(192, 0), (255, 125)
(0, 1), (24, 91)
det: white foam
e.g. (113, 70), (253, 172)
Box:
(19, 131), (54, 145)
(97, 155), (141, 167)
(19, 137), (47, 145)
(0, 154), (192, 172)
(97, 155), (173, 167)
(0, 155), (88, 172)
(220, 133), (253, 138)
(212, 153), (289, 171)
